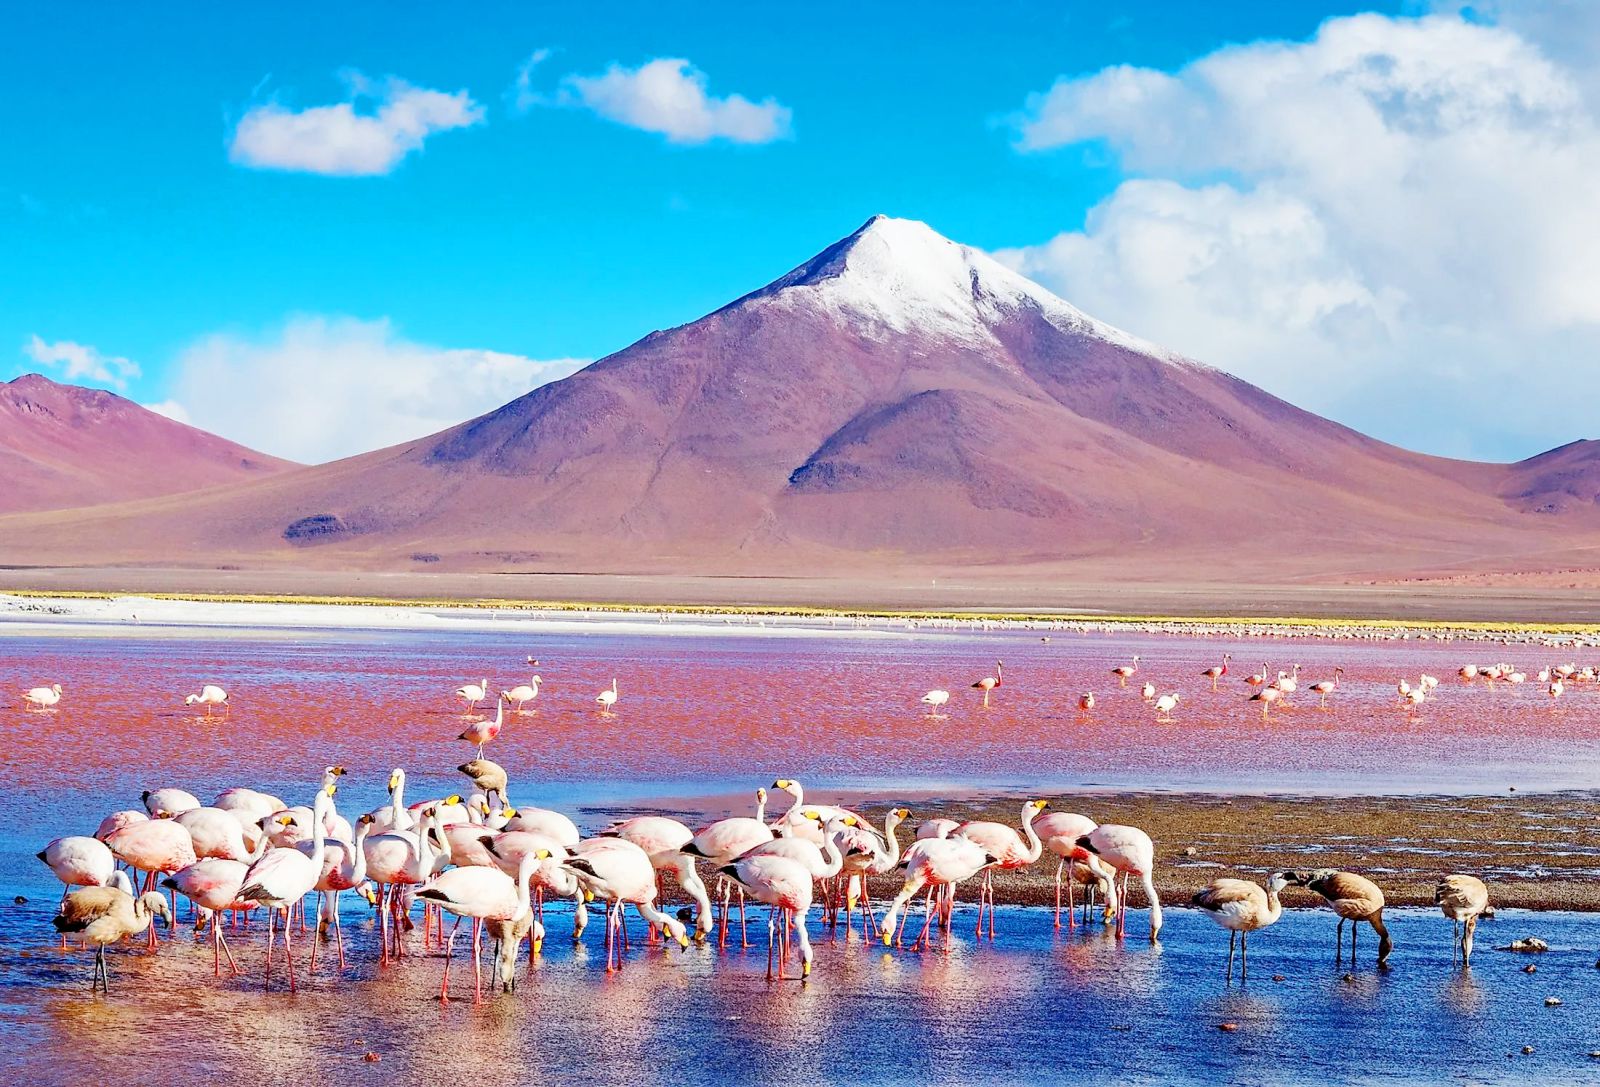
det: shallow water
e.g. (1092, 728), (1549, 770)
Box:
(6, 901), (1600, 1086)
(6, 620), (1600, 1083)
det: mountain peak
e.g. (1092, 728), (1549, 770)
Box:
(738, 215), (1178, 360)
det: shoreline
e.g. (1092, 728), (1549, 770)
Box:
(4, 588), (1598, 642)
(597, 788), (1600, 914)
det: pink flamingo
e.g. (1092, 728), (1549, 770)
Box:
(562, 839), (690, 972)
(1033, 811), (1117, 928)
(1307, 668), (1344, 709)
(1110, 656), (1140, 687)
(458, 694), (504, 757)
(1249, 685), (1282, 719)
(162, 858), (256, 976)
(880, 835), (995, 951)
(1201, 653), (1232, 691)
(1076, 824), (1163, 942)
(104, 818), (196, 945)
(238, 791), (332, 991)
(953, 799), (1046, 938)
(682, 789), (775, 947)
(418, 844), (546, 1002)
(970, 661), (1004, 707)
(719, 853), (816, 980)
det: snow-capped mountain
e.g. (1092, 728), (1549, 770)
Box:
(1, 216), (1595, 579)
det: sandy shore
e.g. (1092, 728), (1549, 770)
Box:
(617, 790), (1600, 913)
(7, 565), (1600, 622)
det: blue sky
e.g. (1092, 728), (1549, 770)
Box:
(9, 1), (1597, 464)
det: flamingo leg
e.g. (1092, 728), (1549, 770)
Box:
(282, 907), (297, 992)
(307, 893), (322, 975)
(1241, 931), (1249, 979)
(739, 888), (750, 948)
(766, 908), (776, 980)
(218, 924), (240, 976)
(441, 923), (457, 1003)
(1227, 930), (1237, 981)
(472, 918), (483, 1003)
(264, 904), (275, 988)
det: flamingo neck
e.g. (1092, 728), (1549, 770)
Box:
(883, 813), (903, 866)
(817, 832), (844, 878)
(1019, 806), (1044, 862)
(350, 822), (371, 883)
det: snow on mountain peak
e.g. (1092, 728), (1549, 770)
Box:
(745, 215), (1178, 360)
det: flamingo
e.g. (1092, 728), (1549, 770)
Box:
(1458, 665), (1479, 681)
(1307, 668), (1344, 710)
(880, 834), (994, 951)
(1403, 684), (1427, 710)
(601, 815), (710, 939)
(1435, 874), (1492, 966)
(1078, 692), (1095, 712)
(238, 791), (333, 991)
(459, 694), (504, 757)
(454, 678), (490, 714)
(502, 675), (542, 712)
(920, 689), (951, 714)
(38, 836), (116, 897)
(362, 804), (449, 963)
(596, 678), (619, 714)
(1419, 673), (1440, 692)
(720, 852), (817, 979)
(1110, 656), (1139, 687)
(142, 787), (201, 818)
(1285, 869), (1391, 966)
(418, 843), (546, 1001)
(1244, 663), (1268, 688)
(970, 661), (1003, 707)
(1193, 872), (1288, 981)
(1201, 654), (1232, 691)
(682, 790), (776, 947)
(953, 799), (1046, 937)
(1272, 664), (1301, 697)
(53, 872), (170, 992)
(302, 818), (374, 971)
(768, 778), (870, 842)
(1140, 681), (1156, 701)
(1154, 692), (1180, 721)
(1249, 686), (1282, 719)
(1076, 824), (1162, 942)
(104, 818), (196, 943)
(1549, 680), (1565, 701)
(917, 818), (960, 840)
(22, 682), (62, 710)
(174, 807), (252, 861)
(562, 839), (690, 972)
(1035, 811), (1115, 928)
(838, 807), (910, 935)
(162, 857), (259, 976)
(184, 684), (230, 715)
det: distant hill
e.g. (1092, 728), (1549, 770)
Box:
(2, 216), (1597, 583)
(0, 373), (296, 514)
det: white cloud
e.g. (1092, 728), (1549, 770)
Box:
(24, 335), (140, 389)
(230, 75), (484, 176)
(554, 58), (791, 144)
(510, 48), (553, 113)
(161, 316), (588, 463)
(141, 400), (192, 424)
(1004, 11), (1600, 461)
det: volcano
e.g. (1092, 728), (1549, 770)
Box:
(2, 215), (1597, 581)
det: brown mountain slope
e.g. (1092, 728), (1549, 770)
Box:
(0, 217), (1594, 581)
(0, 374), (296, 514)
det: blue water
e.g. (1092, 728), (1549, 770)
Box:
(3, 898), (1599, 1086)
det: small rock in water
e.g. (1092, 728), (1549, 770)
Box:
(1523, 965), (1539, 974)
(13, 895), (25, 905)
(1505, 937), (1549, 953)
(362, 1053), (380, 1063)
(1183, 846), (1197, 857)
(1272, 974), (1285, 982)
(1587, 1051), (1600, 1059)
(1218, 1022), (1239, 1032)
(1342, 973), (1356, 984)
(1522, 1046), (1536, 1055)
(1545, 997), (1563, 1007)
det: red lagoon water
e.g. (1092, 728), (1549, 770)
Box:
(4, 623), (1600, 823)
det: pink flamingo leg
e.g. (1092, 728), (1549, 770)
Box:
(282, 907), (297, 992)
(264, 905), (275, 988)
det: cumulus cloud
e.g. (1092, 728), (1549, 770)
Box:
(550, 58), (791, 144)
(141, 400), (192, 424)
(24, 335), (140, 389)
(161, 317), (588, 463)
(230, 75), (484, 176)
(1003, 11), (1600, 461)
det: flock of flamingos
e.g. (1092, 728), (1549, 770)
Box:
(25, 645), (1573, 1000)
